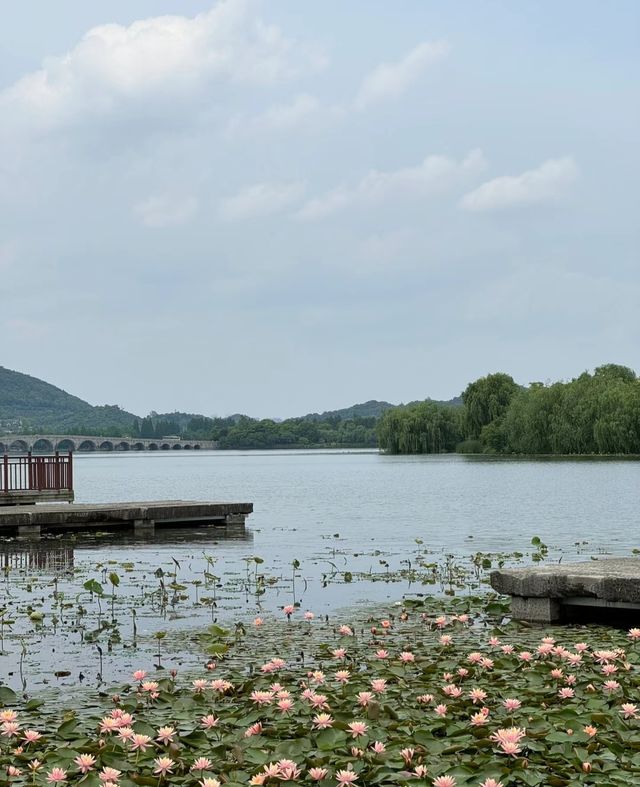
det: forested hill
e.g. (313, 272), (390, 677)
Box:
(304, 396), (462, 422)
(304, 400), (395, 421)
(0, 366), (137, 435)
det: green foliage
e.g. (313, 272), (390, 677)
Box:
(502, 367), (640, 455)
(377, 401), (463, 454)
(462, 372), (520, 439)
(380, 365), (640, 456)
(208, 415), (378, 449)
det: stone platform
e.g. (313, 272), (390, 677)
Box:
(490, 558), (640, 622)
(0, 500), (253, 538)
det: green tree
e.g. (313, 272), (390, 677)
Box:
(462, 373), (519, 439)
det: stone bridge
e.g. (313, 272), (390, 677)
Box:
(0, 435), (218, 453)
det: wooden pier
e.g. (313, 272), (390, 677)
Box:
(0, 500), (253, 538)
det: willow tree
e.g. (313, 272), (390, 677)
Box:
(462, 373), (519, 439)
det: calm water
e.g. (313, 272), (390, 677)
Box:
(1, 451), (638, 693)
(74, 449), (639, 555)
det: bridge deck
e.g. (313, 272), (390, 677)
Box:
(0, 500), (252, 537)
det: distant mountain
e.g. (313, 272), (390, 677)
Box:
(303, 400), (396, 421)
(303, 397), (461, 422)
(0, 366), (138, 435)
(0, 364), (463, 439)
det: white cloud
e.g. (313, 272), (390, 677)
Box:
(227, 92), (346, 137)
(355, 40), (449, 110)
(134, 194), (198, 228)
(219, 181), (304, 221)
(0, 0), (312, 131)
(297, 149), (486, 220)
(460, 156), (579, 212)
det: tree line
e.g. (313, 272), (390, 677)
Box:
(182, 415), (378, 449)
(377, 364), (640, 456)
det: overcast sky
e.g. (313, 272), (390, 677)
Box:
(1, 1), (638, 418)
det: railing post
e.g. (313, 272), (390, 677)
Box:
(2, 454), (7, 494)
(68, 452), (73, 492)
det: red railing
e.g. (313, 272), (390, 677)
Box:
(1, 452), (73, 494)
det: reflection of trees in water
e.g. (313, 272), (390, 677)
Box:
(0, 543), (74, 571)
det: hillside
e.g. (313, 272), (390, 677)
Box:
(0, 366), (137, 435)
(304, 400), (395, 421)
(304, 397), (462, 422)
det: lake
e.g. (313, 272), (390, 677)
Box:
(1, 450), (638, 694)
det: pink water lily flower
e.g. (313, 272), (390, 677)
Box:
(348, 720), (369, 737)
(98, 767), (121, 782)
(153, 757), (175, 776)
(491, 726), (526, 756)
(74, 754), (95, 774)
(22, 729), (42, 743)
(357, 691), (374, 707)
(335, 769), (358, 786)
(46, 768), (67, 784)
(312, 713), (333, 729)
(201, 714), (219, 728)
(432, 776), (456, 787)
(191, 758), (213, 772)
(480, 780), (504, 787)
(502, 698), (522, 711)
(130, 733), (152, 751)
(308, 767), (328, 781)
(277, 698), (295, 713)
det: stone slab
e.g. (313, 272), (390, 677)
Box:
(490, 558), (640, 604)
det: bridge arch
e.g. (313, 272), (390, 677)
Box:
(172, 443), (182, 450)
(99, 441), (114, 451)
(115, 441), (130, 451)
(32, 438), (54, 453)
(78, 440), (97, 451)
(55, 439), (76, 452)
(148, 442), (158, 451)
(8, 439), (29, 453)
(183, 444), (193, 450)
(132, 442), (145, 451)
(160, 443), (170, 450)
(193, 444), (201, 450)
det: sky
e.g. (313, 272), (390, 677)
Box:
(1, 1), (638, 419)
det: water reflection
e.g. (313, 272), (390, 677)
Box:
(0, 526), (253, 574)
(0, 542), (75, 572)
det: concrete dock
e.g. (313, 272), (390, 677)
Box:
(490, 558), (640, 622)
(0, 500), (253, 538)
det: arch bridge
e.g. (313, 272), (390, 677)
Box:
(0, 435), (218, 453)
